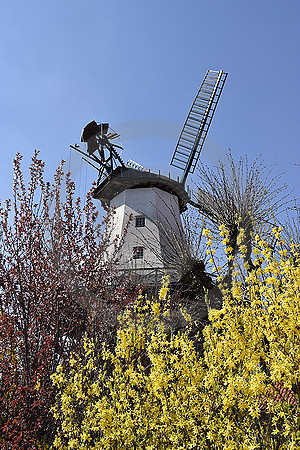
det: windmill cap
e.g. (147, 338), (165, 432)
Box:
(93, 166), (190, 213)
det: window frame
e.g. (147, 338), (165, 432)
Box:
(133, 246), (144, 259)
(135, 216), (145, 228)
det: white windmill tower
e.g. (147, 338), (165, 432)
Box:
(71, 70), (228, 284)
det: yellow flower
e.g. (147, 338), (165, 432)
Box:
(159, 274), (170, 300)
(51, 242), (300, 449)
(202, 228), (211, 237)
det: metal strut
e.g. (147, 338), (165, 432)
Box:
(70, 121), (126, 183)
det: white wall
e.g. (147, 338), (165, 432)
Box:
(108, 187), (184, 274)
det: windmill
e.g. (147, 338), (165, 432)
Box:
(71, 70), (228, 283)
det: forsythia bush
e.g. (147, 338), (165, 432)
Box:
(52, 231), (300, 449)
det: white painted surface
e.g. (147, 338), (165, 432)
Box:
(108, 187), (184, 275)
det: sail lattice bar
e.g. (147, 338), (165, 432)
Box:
(170, 70), (228, 184)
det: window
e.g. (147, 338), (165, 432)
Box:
(133, 246), (144, 259)
(135, 216), (145, 227)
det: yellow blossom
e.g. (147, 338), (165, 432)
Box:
(51, 232), (300, 450)
(202, 228), (211, 237)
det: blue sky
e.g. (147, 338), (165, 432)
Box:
(0, 0), (299, 203)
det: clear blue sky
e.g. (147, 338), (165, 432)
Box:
(0, 0), (299, 202)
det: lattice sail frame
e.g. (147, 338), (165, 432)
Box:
(170, 70), (228, 184)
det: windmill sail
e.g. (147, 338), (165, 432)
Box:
(170, 70), (228, 184)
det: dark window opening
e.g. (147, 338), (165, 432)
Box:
(135, 216), (145, 227)
(133, 247), (144, 259)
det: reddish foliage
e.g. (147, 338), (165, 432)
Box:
(0, 152), (134, 448)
